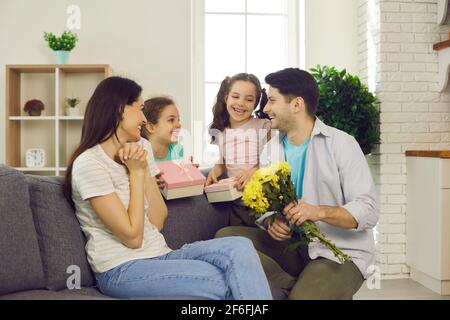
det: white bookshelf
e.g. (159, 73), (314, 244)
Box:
(5, 64), (111, 176)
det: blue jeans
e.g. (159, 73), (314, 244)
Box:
(95, 236), (272, 300)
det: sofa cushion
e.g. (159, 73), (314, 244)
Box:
(162, 195), (231, 249)
(0, 165), (46, 295)
(26, 175), (95, 290)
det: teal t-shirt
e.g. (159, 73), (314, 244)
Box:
(282, 136), (310, 199)
(154, 143), (184, 162)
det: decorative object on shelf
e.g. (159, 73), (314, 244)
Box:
(437, 0), (449, 25)
(433, 32), (450, 92)
(43, 31), (78, 64)
(25, 148), (46, 168)
(310, 65), (380, 155)
(65, 97), (81, 116)
(23, 99), (45, 116)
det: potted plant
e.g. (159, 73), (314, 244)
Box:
(310, 65), (380, 155)
(43, 31), (78, 64)
(65, 97), (81, 116)
(24, 99), (45, 116)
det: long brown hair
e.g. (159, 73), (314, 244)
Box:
(209, 73), (269, 138)
(63, 76), (142, 207)
(140, 96), (175, 139)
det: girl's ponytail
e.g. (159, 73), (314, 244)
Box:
(209, 76), (231, 139)
(255, 88), (269, 120)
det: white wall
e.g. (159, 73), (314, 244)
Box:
(0, 0), (360, 164)
(304, 0), (359, 75)
(0, 0), (191, 163)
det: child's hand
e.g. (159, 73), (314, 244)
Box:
(233, 168), (257, 191)
(155, 171), (165, 189)
(189, 156), (200, 168)
(206, 170), (219, 186)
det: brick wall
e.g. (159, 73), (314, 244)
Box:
(359, 0), (450, 279)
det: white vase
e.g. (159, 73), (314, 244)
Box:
(66, 107), (80, 116)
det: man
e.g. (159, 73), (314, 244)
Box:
(216, 68), (379, 300)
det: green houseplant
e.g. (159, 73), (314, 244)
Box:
(43, 31), (78, 64)
(310, 65), (380, 155)
(65, 97), (81, 116)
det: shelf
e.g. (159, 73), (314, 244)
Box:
(438, 0), (449, 25)
(15, 167), (57, 172)
(5, 64), (110, 175)
(9, 116), (56, 120)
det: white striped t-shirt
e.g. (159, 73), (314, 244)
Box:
(71, 142), (172, 273)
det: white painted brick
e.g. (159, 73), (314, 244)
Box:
(401, 43), (429, 53)
(443, 114), (450, 121)
(415, 33), (441, 43)
(414, 53), (438, 63)
(378, 83), (402, 92)
(381, 43), (402, 52)
(376, 254), (388, 264)
(430, 123), (450, 132)
(380, 124), (401, 133)
(379, 63), (399, 72)
(414, 72), (437, 82)
(428, 83), (440, 92)
(401, 103), (428, 112)
(411, 92), (440, 102)
(386, 53), (414, 62)
(401, 123), (429, 133)
(379, 244), (405, 254)
(426, 63), (439, 72)
(384, 214), (406, 224)
(400, 63), (426, 72)
(386, 133), (413, 143)
(387, 154), (405, 164)
(442, 133), (450, 142)
(377, 92), (412, 102)
(388, 234), (406, 244)
(387, 174), (407, 184)
(401, 82), (428, 92)
(429, 103), (450, 113)
(416, 113), (443, 122)
(401, 23), (427, 33)
(387, 254), (406, 264)
(380, 164), (402, 174)
(387, 195), (406, 204)
(381, 204), (403, 214)
(380, 184), (403, 194)
(400, 3), (428, 13)
(378, 223), (405, 234)
(380, 102), (402, 112)
(385, 12), (413, 23)
(401, 143), (430, 152)
(386, 72), (415, 82)
(380, 113), (416, 123)
(411, 13), (435, 23)
(381, 23), (401, 33)
(431, 143), (450, 149)
(381, 2), (400, 12)
(402, 265), (410, 274)
(379, 143), (402, 153)
(380, 264), (403, 274)
(387, 33), (414, 43)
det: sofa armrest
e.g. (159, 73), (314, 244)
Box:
(161, 194), (231, 249)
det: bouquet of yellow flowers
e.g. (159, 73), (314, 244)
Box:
(242, 162), (351, 264)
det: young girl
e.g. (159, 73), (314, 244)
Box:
(63, 76), (272, 300)
(140, 97), (184, 162)
(206, 73), (271, 226)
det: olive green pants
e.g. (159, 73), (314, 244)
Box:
(215, 226), (364, 300)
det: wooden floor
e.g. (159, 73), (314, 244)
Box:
(354, 279), (450, 300)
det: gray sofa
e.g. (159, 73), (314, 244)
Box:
(0, 164), (235, 300)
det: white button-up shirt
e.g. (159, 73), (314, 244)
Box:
(257, 118), (379, 278)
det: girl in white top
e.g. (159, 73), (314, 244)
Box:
(63, 76), (272, 300)
(206, 73), (271, 226)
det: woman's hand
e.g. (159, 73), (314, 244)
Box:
(118, 143), (148, 172)
(233, 167), (257, 191)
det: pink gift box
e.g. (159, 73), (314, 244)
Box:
(157, 160), (206, 200)
(204, 178), (242, 203)
(204, 178), (237, 193)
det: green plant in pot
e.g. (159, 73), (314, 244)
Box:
(43, 31), (78, 64)
(310, 65), (380, 155)
(24, 99), (45, 116)
(65, 97), (81, 116)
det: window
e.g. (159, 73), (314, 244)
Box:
(191, 0), (303, 166)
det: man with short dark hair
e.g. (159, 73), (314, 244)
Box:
(216, 68), (379, 300)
